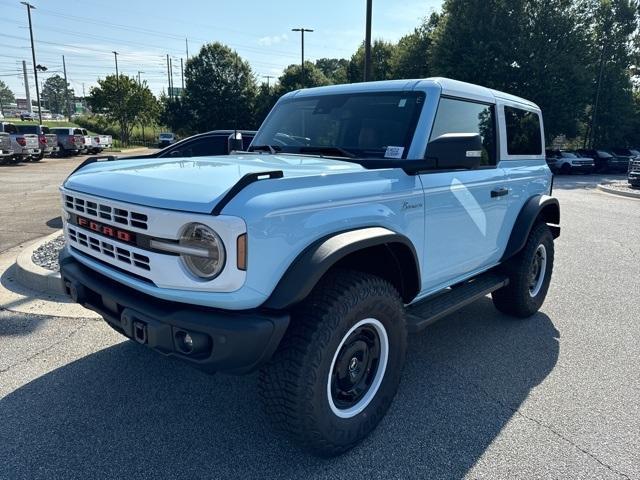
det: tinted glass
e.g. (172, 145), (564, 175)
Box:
(16, 125), (38, 134)
(161, 136), (228, 158)
(41, 126), (50, 134)
(252, 92), (425, 159)
(430, 97), (497, 166)
(73, 128), (83, 135)
(504, 106), (542, 155)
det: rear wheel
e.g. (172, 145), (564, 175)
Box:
(492, 222), (554, 318)
(259, 270), (407, 457)
(560, 163), (571, 175)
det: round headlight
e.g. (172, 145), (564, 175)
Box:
(179, 223), (226, 280)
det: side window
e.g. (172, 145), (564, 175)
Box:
(189, 137), (228, 156)
(504, 106), (542, 156)
(430, 97), (497, 166)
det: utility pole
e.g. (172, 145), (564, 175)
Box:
(112, 51), (119, 82)
(137, 71), (144, 86)
(169, 57), (174, 98)
(62, 55), (70, 121)
(180, 58), (184, 91)
(585, 42), (607, 149)
(22, 60), (32, 114)
(112, 51), (123, 144)
(364, 0), (373, 82)
(291, 27), (313, 88)
(185, 37), (189, 59)
(263, 75), (275, 88)
(166, 54), (171, 100)
(21, 2), (42, 124)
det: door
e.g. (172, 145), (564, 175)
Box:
(419, 97), (509, 291)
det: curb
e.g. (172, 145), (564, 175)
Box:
(597, 183), (640, 199)
(0, 235), (100, 318)
(15, 230), (66, 295)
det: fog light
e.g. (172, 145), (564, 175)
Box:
(174, 330), (210, 356)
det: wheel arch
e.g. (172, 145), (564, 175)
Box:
(501, 194), (560, 262)
(263, 227), (421, 310)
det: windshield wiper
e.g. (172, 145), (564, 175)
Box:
(298, 146), (356, 158)
(249, 144), (280, 154)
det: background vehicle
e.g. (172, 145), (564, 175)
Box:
(50, 127), (85, 156)
(158, 132), (177, 147)
(0, 132), (13, 164)
(19, 111), (36, 121)
(0, 121), (40, 163)
(77, 128), (112, 154)
(577, 149), (628, 172)
(60, 78), (559, 456)
(545, 149), (594, 174)
(15, 124), (59, 160)
(123, 130), (255, 160)
(628, 157), (640, 187)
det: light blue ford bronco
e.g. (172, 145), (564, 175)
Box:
(59, 78), (560, 456)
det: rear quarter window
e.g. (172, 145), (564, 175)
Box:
(504, 106), (542, 156)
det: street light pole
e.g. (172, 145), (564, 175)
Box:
(364, 0), (373, 82)
(291, 27), (313, 88)
(137, 70), (144, 86)
(21, 1), (42, 124)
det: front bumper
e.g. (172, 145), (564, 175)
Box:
(59, 251), (289, 374)
(570, 164), (594, 172)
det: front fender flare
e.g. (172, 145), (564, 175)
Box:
(263, 227), (420, 310)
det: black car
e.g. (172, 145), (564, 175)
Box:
(124, 130), (256, 160)
(576, 149), (629, 173)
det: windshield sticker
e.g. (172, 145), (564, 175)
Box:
(398, 99), (407, 107)
(384, 146), (404, 159)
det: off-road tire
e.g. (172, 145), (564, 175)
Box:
(492, 222), (554, 318)
(258, 269), (407, 457)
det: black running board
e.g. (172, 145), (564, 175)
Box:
(405, 271), (509, 333)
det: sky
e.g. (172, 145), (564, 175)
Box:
(0, 0), (442, 102)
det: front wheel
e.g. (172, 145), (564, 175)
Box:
(259, 270), (407, 457)
(492, 222), (554, 318)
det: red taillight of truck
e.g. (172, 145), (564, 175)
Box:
(17, 137), (26, 146)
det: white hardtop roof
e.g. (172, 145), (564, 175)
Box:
(285, 77), (540, 111)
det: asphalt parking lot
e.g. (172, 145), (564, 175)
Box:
(0, 165), (638, 479)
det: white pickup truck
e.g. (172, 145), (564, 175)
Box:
(79, 128), (112, 154)
(0, 121), (40, 163)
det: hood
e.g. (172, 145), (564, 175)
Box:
(63, 153), (364, 213)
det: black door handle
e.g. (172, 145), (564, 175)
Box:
(491, 187), (509, 198)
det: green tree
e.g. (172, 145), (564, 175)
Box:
(182, 42), (257, 132)
(42, 74), (74, 116)
(348, 40), (397, 82)
(0, 80), (15, 115)
(314, 58), (349, 84)
(587, 0), (638, 147)
(254, 83), (279, 126)
(88, 75), (159, 143)
(391, 13), (440, 79)
(429, 0), (595, 140)
(276, 62), (330, 95)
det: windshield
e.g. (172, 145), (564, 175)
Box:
(560, 152), (577, 158)
(160, 133), (173, 138)
(596, 150), (613, 158)
(251, 91), (425, 159)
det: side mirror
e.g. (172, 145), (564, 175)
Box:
(425, 133), (483, 170)
(227, 132), (243, 153)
